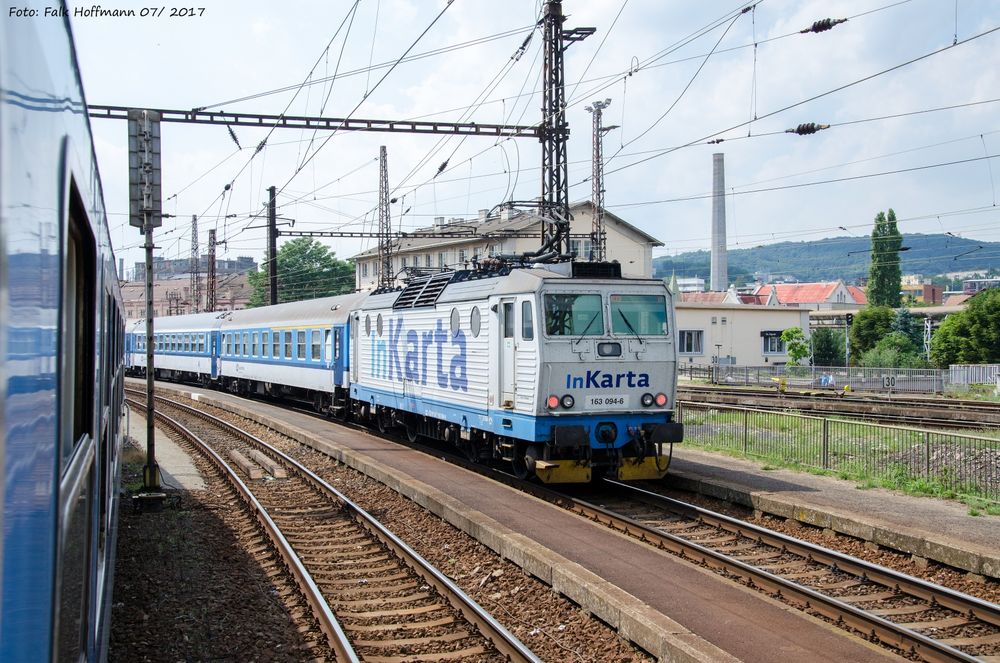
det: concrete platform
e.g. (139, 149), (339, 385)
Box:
(148, 381), (898, 663)
(125, 404), (206, 491)
(667, 447), (1000, 579)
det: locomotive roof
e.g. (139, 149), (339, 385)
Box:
(219, 291), (370, 328)
(358, 266), (667, 311)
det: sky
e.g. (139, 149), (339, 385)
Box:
(66, 0), (1000, 280)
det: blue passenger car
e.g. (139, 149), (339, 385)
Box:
(1, 3), (125, 659)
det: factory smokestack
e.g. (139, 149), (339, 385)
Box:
(711, 153), (727, 291)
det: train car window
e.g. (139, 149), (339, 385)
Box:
(297, 331), (306, 360)
(61, 190), (97, 465)
(257, 332), (264, 357)
(311, 331), (320, 361)
(56, 184), (98, 658)
(450, 308), (460, 336)
(470, 307), (481, 338)
(376, 314), (383, 336)
(200, 334), (206, 353)
(503, 303), (514, 339)
(284, 331), (292, 359)
(271, 331), (279, 358)
(543, 294), (603, 337)
(242, 332), (249, 356)
(521, 301), (534, 341)
(328, 330), (336, 360)
(610, 295), (668, 335)
(251, 332), (258, 357)
(365, 315), (371, 336)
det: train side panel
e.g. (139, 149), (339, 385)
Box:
(1, 3), (123, 660)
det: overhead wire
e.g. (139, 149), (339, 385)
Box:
(603, 23), (1000, 178)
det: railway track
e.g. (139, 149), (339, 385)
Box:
(126, 390), (540, 663)
(131, 381), (1000, 661)
(560, 480), (1000, 663)
(678, 385), (1000, 430)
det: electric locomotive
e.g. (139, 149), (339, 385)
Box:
(351, 263), (683, 482)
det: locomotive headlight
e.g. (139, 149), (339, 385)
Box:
(547, 395), (560, 409)
(641, 393), (654, 407)
(654, 393), (668, 407)
(561, 394), (575, 409)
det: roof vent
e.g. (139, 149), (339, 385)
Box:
(392, 271), (456, 309)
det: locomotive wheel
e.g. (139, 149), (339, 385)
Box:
(462, 439), (480, 463)
(376, 408), (392, 434)
(512, 443), (538, 480)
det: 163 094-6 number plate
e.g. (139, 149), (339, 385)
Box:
(586, 395), (629, 407)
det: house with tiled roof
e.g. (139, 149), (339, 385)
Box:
(351, 201), (661, 289)
(752, 280), (863, 310)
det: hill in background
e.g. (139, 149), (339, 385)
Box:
(652, 233), (1000, 285)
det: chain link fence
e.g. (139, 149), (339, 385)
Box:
(678, 402), (1000, 502)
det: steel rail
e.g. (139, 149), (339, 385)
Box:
(556, 478), (985, 663)
(677, 396), (1000, 431)
(125, 398), (359, 663)
(679, 385), (1000, 414)
(605, 479), (1000, 628)
(144, 392), (543, 663)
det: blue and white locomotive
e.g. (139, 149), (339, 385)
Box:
(1, 2), (126, 659)
(128, 264), (683, 483)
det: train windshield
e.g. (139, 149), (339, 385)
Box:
(610, 294), (668, 335)
(544, 294), (604, 336)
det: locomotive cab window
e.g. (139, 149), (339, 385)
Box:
(521, 301), (534, 340)
(543, 294), (603, 336)
(610, 294), (668, 336)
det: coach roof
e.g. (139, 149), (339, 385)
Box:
(220, 291), (370, 329)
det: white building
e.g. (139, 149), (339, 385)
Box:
(352, 201), (661, 290)
(675, 303), (811, 366)
(676, 277), (706, 293)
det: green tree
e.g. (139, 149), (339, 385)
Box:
(859, 331), (928, 368)
(929, 289), (1000, 367)
(891, 308), (922, 348)
(849, 305), (895, 359)
(811, 328), (845, 367)
(780, 327), (811, 365)
(247, 237), (355, 307)
(867, 208), (903, 307)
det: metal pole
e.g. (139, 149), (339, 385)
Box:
(845, 322), (850, 367)
(267, 185), (278, 305)
(142, 213), (160, 490)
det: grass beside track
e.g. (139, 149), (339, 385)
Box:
(680, 407), (1000, 513)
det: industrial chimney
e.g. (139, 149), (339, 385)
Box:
(710, 153), (728, 291)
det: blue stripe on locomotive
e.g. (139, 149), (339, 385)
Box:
(351, 384), (671, 448)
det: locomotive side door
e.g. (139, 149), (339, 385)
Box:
(500, 299), (515, 408)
